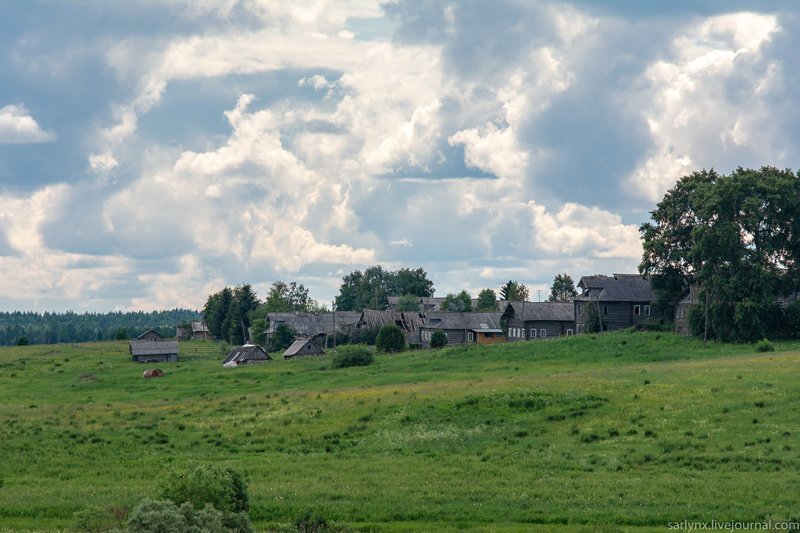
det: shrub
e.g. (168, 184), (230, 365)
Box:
(430, 330), (447, 348)
(755, 338), (775, 352)
(161, 464), (249, 514)
(72, 505), (119, 532)
(127, 498), (251, 533)
(127, 499), (186, 532)
(332, 345), (374, 368)
(375, 325), (405, 353)
(295, 510), (330, 533)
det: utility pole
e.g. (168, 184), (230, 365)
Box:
(332, 300), (337, 351)
(537, 289), (542, 302)
(704, 289), (709, 348)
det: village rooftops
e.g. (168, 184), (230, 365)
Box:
(575, 274), (656, 302)
(502, 301), (574, 322)
(423, 312), (503, 331)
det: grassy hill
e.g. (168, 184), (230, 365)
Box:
(0, 333), (799, 531)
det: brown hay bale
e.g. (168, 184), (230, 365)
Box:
(142, 368), (164, 378)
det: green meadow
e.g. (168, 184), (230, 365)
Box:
(0, 333), (799, 531)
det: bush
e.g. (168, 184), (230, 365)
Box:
(430, 330), (447, 348)
(72, 505), (119, 532)
(375, 325), (405, 353)
(294, 510), (330, 533)
(332, 345), (374, 368)
(162, 464), (249, 514)
(755, 338), (775, 352)
(127, 499), (186, 532)
(127, 498), (251, 533)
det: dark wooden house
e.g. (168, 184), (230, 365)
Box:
(130, 339), (179, 363)
(501, 302), (575, 340)
(283, 337), (325, 359)
(574, 274), (658, 332)
(223, 344), (271, 366)
(135, 329), (165, 341)
(418, 312), (505, 347)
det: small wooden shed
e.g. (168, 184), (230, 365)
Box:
(283, 338), (325, 359)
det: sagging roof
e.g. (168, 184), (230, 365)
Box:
(266, 312), (361, 337)
(502, 302), (575, 322)
(191, 321), (209, 333)
(130, 340), (179, 356)
(223, 344), (271, 365)
(357, 309), (424, 332)
(575, 274), (656, 302)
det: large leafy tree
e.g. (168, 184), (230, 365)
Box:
(441, 290), (472, 312)
(263, 281), (311, 312)
(547, 273), (577, 302)
(639, 166), (800, 342)
(476, 288), (497, 311)
(335, 266), (435, 311)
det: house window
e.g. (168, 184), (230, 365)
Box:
(644, 305), (651, 316)
(577, 325), (583, 333)
(634, 305), (641, 316)
(468, 331), (474, 342)
(540, 329), (546, 338)
(566, 329), (573, 336)
(530, 328), (537, 338)
(603, 305), (608, 315)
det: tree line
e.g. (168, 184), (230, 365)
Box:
(0, 309), (200, 346)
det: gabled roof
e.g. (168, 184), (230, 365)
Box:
(422, 312), (503, 331)
(223, 344), (271, 365)
(575, 274), (656, 302)
(191, 321), (209, 333)
(266, 312), (361, 337)
(135, 329), (165, 340)
(502, 302), (574, 322)
(283, 337), (325, 358)
(130, 340), (179, 356)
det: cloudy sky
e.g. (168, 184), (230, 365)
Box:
(1, 1), (798, 312)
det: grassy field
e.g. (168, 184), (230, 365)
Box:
(0, 332), (799, 531)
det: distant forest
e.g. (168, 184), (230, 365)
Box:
(0, 309), (201, 346)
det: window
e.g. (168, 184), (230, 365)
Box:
(530, 328), (537, 338)
(467, 331), (474, 342)
(644, 305), (651, 316)
(566, 329), (573, 336)
(634, 305), (641, 316)
(540, 329), (546, 338)
(577, 324), (583, 333)
(603, 305), (608, 315)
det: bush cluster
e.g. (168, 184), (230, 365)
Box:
(375, 325), (405, 353)
(332, 345), (374, 368)
(430, 330), (448, 348)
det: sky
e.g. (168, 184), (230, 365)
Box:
(1, 0), (799, 312)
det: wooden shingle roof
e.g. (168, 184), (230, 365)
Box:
(130, 340), (179, 357)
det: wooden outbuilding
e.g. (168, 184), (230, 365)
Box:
(223, 344), (272, 367)
(283, 338), (325, 359)
(130, 340), (179, 363)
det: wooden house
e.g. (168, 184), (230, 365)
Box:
(130, 339), (179, 363)
(574, 274), (658, 332)
(418, 312), (505, 347)
(356, 309), (424, 346)
(223, 344), (271, 367)
(191, 321), (212, 340)
(135, 329), (165, 341)
(283, 337), (325, 359)
(501, 302), (575, 340)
